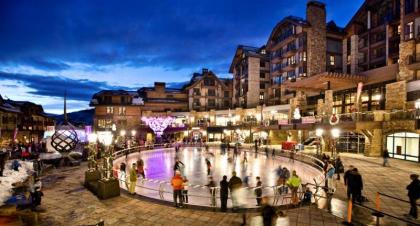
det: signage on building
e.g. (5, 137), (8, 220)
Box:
(302, 116), (316, 124)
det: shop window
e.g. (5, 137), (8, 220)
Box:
(387, 132), (419, 162)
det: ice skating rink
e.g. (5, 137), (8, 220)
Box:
(113, 146), (325, 208)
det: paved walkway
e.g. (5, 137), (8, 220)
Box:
(331, 153), (420, 225)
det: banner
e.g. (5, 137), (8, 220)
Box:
(13, 128), (18, 141)
(355, 82), (363, 111)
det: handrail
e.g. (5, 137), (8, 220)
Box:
(377, 192), (420, 206)
(353, 202), (420, 226)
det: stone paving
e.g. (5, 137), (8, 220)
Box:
(1, 152), (419, 225)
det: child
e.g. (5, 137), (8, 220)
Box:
(159, 182), (165, 200)
(302, 187), (313, 204)
(182, 177), (189, 203)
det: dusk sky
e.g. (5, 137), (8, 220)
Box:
(0, 0), (363, 114)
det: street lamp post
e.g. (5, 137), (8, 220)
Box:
(87, 133), (98, 171)
(315, 128), (324, 156)
(331, 128), (340, 158)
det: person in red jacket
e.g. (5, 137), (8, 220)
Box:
(171, 171), (184, 207)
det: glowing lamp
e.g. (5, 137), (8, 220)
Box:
(331, 128), (340, 138)
(315, 128), (324, 137)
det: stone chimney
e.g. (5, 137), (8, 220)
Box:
(154, 82), (166, 93)
(306, 1), (327, 76)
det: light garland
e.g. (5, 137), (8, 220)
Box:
(141, 116), (174, 137)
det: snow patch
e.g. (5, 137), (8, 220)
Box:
(0, 160), (33, 205)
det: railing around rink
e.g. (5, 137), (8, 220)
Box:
(111, 142), (326, 208)
(114, 172), (324, 210)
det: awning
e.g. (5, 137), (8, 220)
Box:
(283, 72), (367, 91)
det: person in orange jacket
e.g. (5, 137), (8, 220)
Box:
(171, 171), (184, 207)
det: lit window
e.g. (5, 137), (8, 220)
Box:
(118, 107), (126, 115)
(406, 22), (414, 39)
(106, 107), (113, 114)
(330, 55), (335, 66)
(259, 93), (264, 100)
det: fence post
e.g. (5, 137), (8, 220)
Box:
(343, 197), (354, 225)
(375, 192), (380, 211)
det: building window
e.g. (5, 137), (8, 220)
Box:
(208, 99), (216, 107)
(193, 88), (200, 95)
(104, 96), (112, 104)
(204, 78), (215, 86)
(208, 89), (216, 96)
(106, 106), (114, 114)
(405, 0), (415, 14)
(260, 72), (265, 79)
(329, 55), (335, 66)
(260, 82), (265, 89)
(405, 22), (414, 40)
(260, 49), (266, 54)
(193, 99), (200, 106)
(298, 66), (307, 77)
(224, 100), (230, 107)
(299, 51), (307, 62)
(118, 107), (126, 115)
(224, 91), (229, 98)
(259, 92), (264, 101)
(260, 61), (266, 68)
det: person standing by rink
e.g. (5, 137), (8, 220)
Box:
(220, 175), (229, 212)
(207, 176), (217, 206)
(344, 165), (354, 199)
(228, 171), (243, 210)
(129, 163), (137, 195)
(348, 168), (363, 203)
(255, 176), (263, 206)
(171, 171), (184, 208)
(136, 158), (145, 179)
(405, 174), (419, 219)
(119, 162), (127, 187)
(334, 156), (344, 180)
(182, 177), (189, 204)
(287, 170), (301, 205)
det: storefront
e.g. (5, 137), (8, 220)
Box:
(336, 132), (365, 154)
(386, 132), (419, 162)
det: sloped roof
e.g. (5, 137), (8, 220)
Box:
(229, 45), (268, 73)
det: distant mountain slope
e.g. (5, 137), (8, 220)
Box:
(52, 108), (94, 126)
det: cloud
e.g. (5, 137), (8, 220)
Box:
(0, 71), (132, 102)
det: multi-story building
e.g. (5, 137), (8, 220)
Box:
(266, 1), (345, 105)
(229, 45), (270, 108)
(184, 69), (233, 111)
(90, 90), (143, 132)
(0, 94), (55, 145)
(90, 0), (420, 162)
(138, 82), (188, 112)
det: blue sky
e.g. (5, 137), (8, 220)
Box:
(0, 0), (363, 114)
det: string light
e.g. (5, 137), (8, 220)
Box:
(141, 116), (174, 137)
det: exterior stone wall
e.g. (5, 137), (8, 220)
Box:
(306, 2), (326, 76)
(385, 81), (407, 110)
(365, 129), (383, 157)
(398, 40), (415, 81)
(350, 35), (359, 74)
(342, 38), (348, 74)
(316, 90), (333, 116)
(247, 57), (261, 108)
